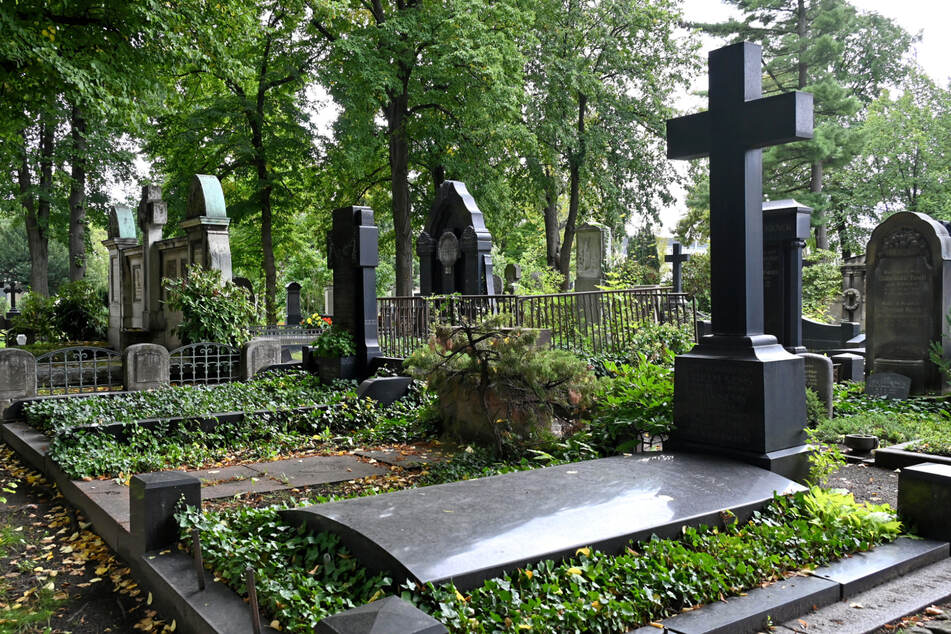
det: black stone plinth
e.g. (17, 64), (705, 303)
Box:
(130, 472), (201, 554)
(898, 462), (951, 541)
(357, 376), (412, 406)
(831, 352), (865, 382)
(671, 335), (808, 478)
(315, 596), (446, 634)
(281, 454), (804, 591)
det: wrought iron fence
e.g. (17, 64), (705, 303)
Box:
(378, 288), (696, 358)
(35, 346), (123, 395)
(169, 342), (240, 386)
(249, 324), (326, 362)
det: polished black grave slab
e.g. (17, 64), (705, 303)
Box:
(281, 453), (804, 590)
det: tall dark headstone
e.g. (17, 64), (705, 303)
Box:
(866, 212), (951, 394)
(666, 42), (814, 479)
(665, 241), (690, 293)
(286, 282), (302, 326)
(417, 181), (495, 296)
(763, 200), (811, 353)
(504, 263), (521, 295)
(328, 206), (381, 376)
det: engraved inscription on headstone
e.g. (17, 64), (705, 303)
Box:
(799, 352), (833, 419)
(134, 350), (164, 384)
(866, 212), (951, 394)
(865, 372), (912, 399)
(132, 265), (143, 302)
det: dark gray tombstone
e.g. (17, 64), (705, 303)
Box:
(327, 206), (381, 377)
(357, 376), (413, 406)
(763, 200), (811, 353)
(2, 277), (23, 319)
(575, 224), (606, 292)
(866, 212), (951, 394)
(417, 181), (494, 296)
(666, 41), (813, 479)
(898, 463), (951, 542)
(831, 352), (864, 383)
(665, 241), (691, 293)
(865, 372), (912, 399)
(315, 596), (447, 634)
(232, 276), (255, 304)
(504, 263), (521, 294)
(802, 318), (862, 353)
(799, 352), (833, 419)
(285, 282), (302, 326)
(492, 274), (503, 296)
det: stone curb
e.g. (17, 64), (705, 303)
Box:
(875, 442), (951, 470)
(1, 421), (278, 634)
(629, 538), (950, 634)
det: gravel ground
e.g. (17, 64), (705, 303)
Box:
(826, 460), (900, 508)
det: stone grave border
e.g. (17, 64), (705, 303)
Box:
(0, 416), (949, 633)
(875, 441), (951, 470)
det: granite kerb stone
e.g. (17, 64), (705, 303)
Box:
(2, 417), (279, 634)
(875, 442), (951, 470)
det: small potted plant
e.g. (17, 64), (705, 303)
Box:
(310, 326), (357, 381)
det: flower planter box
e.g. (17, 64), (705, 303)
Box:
(317, 355), (358, 382)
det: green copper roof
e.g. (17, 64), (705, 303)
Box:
(188, 174), (228, 218)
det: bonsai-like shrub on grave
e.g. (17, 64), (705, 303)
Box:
(164, 267), (256, 345)
(309, 326), (357, 380)
(405, 320), (597, 455)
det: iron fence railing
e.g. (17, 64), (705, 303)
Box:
(169, 342), (240, 386)
(34, 346), (123, 395)
(377, 288), (696, 358)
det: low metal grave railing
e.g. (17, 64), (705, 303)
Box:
(35, 346), (123, 395)
(169, 342), (240, 386)
(377, 287), (696, 358)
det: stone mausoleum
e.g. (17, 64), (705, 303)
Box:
(103, 175), (233, 350)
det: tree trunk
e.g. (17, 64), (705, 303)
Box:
(543, 181), (560, 269)
(432, 164), (445, 196)
(68, 104), (87, 281)
(557, 94), (587, 290)
(387, 89), (413, 296)
(811, 161), (828, 250)
(27, 121), (53, 296)
(260, 178), (277, 325)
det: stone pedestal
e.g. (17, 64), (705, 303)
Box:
(122, 344), (170, 391)
(831, 352), (864, 382)
(898, 462), (951, 542)
(670, 336), (809, 481)
(130, 472), (200, 554)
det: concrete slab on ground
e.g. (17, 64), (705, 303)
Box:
(248, 454), (388, 488)
(355, 446), (444, 468)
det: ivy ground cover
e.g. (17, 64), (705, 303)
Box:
(179, 487), (901, 633)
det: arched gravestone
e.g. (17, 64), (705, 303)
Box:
(181, 174), (232, 281)
(866, 212), (951, 394)
(286, 282), (302, 326)
(417, 181), (496, 296)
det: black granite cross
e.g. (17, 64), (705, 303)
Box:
(667, 42), (813, 337)
(2, 276), (23, 313)
(665, 241), (691, 293)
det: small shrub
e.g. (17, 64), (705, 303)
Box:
(405, 321), (597, 455)
(682, 251), (711, 313)
(805, 387), (826, 426)
(164, 267), (256, 345)
(8, 293), (60, 343)
(311, 327), (356, 357)
(627, 321), (694, 366)
(52, 280), (107, 341)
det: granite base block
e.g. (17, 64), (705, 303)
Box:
(899, 462), (951, 542)
(315, 596), (446, 634)
(130, 472), (201, 554)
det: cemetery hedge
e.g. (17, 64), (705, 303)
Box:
(179, 487), (901, 633)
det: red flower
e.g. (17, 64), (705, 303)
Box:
(323, 317), (332, 325)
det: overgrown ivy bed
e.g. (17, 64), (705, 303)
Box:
(23, 371), (340, 435)
(179, 487), (901, 633)
(46, 382), (436, 479)
(814, 383), (951, 456)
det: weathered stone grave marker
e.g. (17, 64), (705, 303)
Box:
(665, 241), (690, 293)
(866, 372), (912, 399)
(866, 212), (951, 394)
(800, 352), (834, 419)
(666, 41), (813, 478)
(504, 263), (521, 294)
(417, 181), (496, 296)
(575, 224), (607, 292)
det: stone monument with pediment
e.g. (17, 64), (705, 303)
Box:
(417, 181), (496, 296)
(866, 211), (951, 394)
